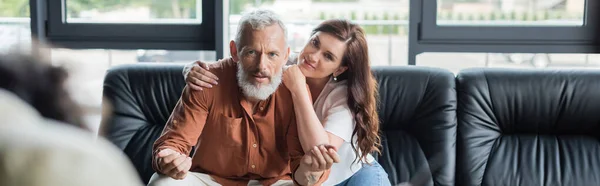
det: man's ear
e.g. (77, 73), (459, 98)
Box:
(285, 46), (290, 62)
(334, 66), (349, 76)
(230, 40), (239, 62)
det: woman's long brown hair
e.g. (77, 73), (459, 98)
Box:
(312, 19), (381, 163)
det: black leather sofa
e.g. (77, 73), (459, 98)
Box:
(101, 64), (187, 184)
(100, 63), (457, 185)
(456, 68), (600, 186)
(374, 66), (456, 186)
(101, 63), (600, 186)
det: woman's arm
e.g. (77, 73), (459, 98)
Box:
(290, 86), (344, 152)
(283, 66), (344, 152)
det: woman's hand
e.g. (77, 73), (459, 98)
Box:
(296, 145), (340, 185)
(301, 145), (340, 172)
(184, 61), (219, 91)
(282, 65), (307, 95)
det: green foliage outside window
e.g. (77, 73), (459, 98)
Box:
(0, 0), (29, 17)
(312, 0), (358, 2)
(66, 0), (197, 19)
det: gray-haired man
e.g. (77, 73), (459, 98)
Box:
(148, 9), (339, 186)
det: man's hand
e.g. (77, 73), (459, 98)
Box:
(156, 148), (192, 180)
(184, 61), (219, 91)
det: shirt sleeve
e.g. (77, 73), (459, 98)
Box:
(322, 86), (355, 143)
(152, 86), (209, 173)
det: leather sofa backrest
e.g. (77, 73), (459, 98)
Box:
(456, 68), (600, 186)
(373, 66), (456, 186)
(101, 63), (187, 183)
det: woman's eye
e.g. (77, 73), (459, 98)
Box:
(325, 54), (333, 61)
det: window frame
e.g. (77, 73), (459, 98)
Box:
(419, 0), (599, 43)
(34, 0), (220, 52)
(408, 0), (600, 65)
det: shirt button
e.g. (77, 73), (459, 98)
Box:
(173, 120), (178, 124)
(252, 144), (257, 148)
(251, 165), (255, 168)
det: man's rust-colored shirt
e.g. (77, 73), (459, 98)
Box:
(152, 58), (329, 185)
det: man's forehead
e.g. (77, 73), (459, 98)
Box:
(240, 26), (287, 50)
(240, 44), (285, 54)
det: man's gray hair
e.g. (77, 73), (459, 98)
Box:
(234, 9), (288, 50)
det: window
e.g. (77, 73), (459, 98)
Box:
(418, 0), (597, 42)
(66, 0), (203, 24)
(417, 52), (600, 75)
(0, 0), (29, 17)
(227, 0), (409, 66)
(0, 0), (30, 54)
(437, 0), (585, 26)
(39, 0), (219, 52)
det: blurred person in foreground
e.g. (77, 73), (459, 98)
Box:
(149, 9), (338, 186)
(0, 51), (142, 186)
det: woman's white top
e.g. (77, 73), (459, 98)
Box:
(314, 78), (375, 185)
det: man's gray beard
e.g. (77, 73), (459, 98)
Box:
(236, 62), (282, 100)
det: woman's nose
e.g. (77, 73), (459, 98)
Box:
(307, 52), (319, 63)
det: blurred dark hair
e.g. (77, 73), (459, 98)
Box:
(0, 52), (85, 129)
